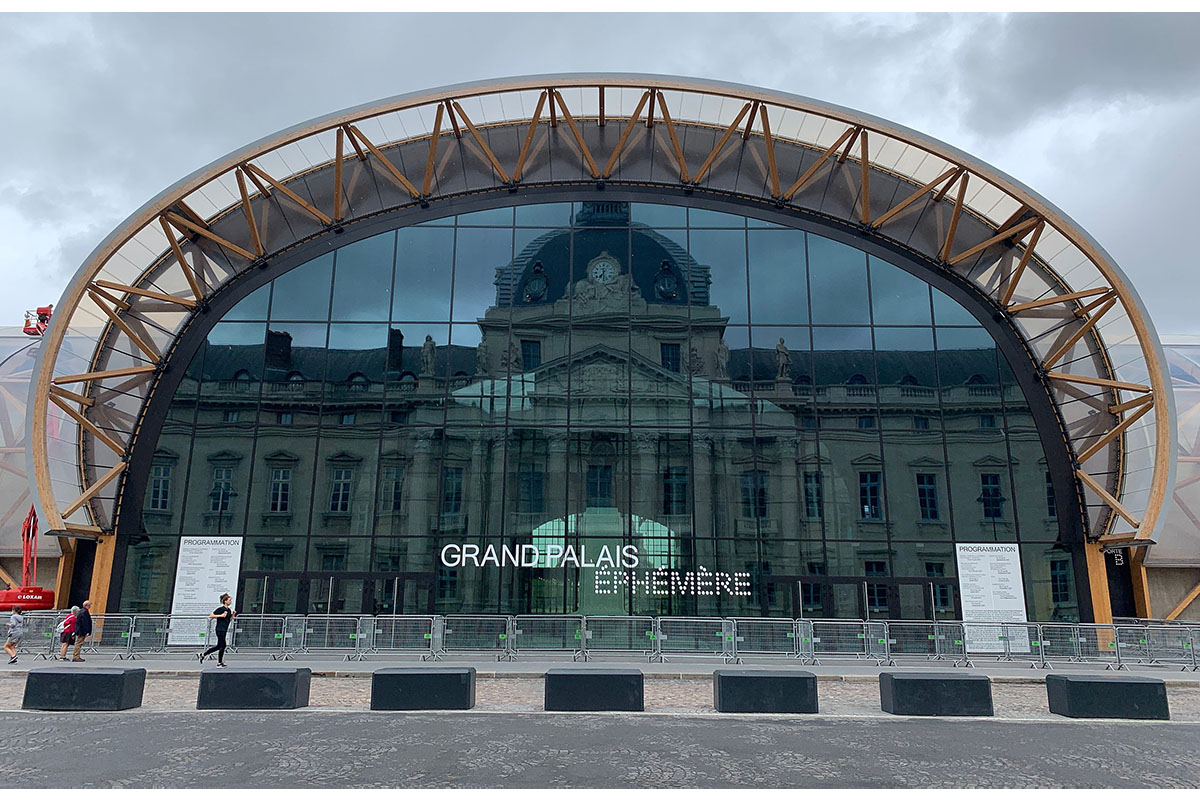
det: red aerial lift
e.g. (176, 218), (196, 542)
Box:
(23, 304), (52, 336)
(0, 506), (56, 611)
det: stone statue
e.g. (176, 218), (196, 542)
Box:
(688, 345), (705, 376)
(474, 337), (489, 376)
(775, 337), (790, 379)
(715, 337), (730, 379)
(421, 335), (435, 376)
(500, 340), (523, 372)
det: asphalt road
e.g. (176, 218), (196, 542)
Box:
(0, 710), (1196, 788)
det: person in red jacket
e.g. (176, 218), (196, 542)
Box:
(57, 607), (78, 661)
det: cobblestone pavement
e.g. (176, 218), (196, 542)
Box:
(0, 708), (1195, 788)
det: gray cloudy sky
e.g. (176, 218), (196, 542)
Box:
(3, 12), (1199, 335)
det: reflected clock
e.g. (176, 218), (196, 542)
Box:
(588, 254), (620, 284)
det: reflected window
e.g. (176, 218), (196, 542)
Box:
(913, 416), (930, 430)
(916, 474), (939, 521)
(857, 416), (876, 430)
(662, 467), (688, 516)
(340, 412), (356, 426)
(979, 414), (997, 429)
(149, 465), (172, 512)
(329, 468), (353, 513)
(660, 343), (681, 373)
(925, 562), (952, 609)
(277, 411), (293, 425)
(437, 566), (458, 601)
(269, 468), (291, 513)
(859, 472), (881, 520)
(586, 465), (614, 508)
(980, 473), (1005, 519)
(521, 340), (542, 370)
(740, 470), (768, 519)
(865, 560), (888, 612)
(1050, 560), (1071, 603)
(222, 410), (240, 424)
(1046, 472), (1057, 518)
(442, 467), (463, 514)
(210, 468), (233, 512)
(382, 467), (405, 512)
(518, 468), (545, 514)
(802, 472), (822, 520)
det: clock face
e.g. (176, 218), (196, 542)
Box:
(655, 273), (679, 300)
(589, 257), (619, 284)
(523, 274), (548, 302)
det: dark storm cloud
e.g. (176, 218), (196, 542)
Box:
(1, 12), (1198, 335)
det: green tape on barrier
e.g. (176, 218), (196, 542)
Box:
(574, 634), (581, 639)
(856, 633), (865, 639)
(1108, 642), (1115, 648)
(786, 632), (794, 638)
(120, 632), (129, 638)
(954, 640), (963, 645)
(498, 634), (506, 639)
(803, 638), (811, 643)
(878, 639), (886, 644)
(275, 634), (282, 639)
(1031, 641), (1041, 646)
(927, 635), (935, 640)
(349, 634), (357, 639)
(424, 633), (432, 639)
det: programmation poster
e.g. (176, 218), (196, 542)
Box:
(168, 536), (243, 646)
(954, 543), (1030, 653)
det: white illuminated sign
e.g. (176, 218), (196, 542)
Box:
(439, 543), (752, 598)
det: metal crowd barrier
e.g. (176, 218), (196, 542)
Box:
(510, 615), (585, 660)
(370, 615), (437, 659)
(7, 611), (1199, 669)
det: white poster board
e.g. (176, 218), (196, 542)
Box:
(168, 536), (243, 646)
(955, 543), (1030, 653)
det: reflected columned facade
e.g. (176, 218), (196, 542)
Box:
(117, 201), (1078, 621)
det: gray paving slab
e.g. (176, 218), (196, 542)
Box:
(0, 710), (1195, 788)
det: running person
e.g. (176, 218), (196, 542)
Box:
(4, 606), (23, 664)
(198, 593), (236, 666)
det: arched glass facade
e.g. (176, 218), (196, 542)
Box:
(117, 201), (1078, 621)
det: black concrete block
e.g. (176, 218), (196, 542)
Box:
(371, 667), (476, 710)
(1046, 674), (1169, 720)
(879, 671), (993, 717)
(544, 668), (643, 711)
(197, 666), (311, 710)
(713, 669), (819, 713)
(22, 667), (146, 711)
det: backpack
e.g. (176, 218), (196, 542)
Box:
(54, 618), (65, 634)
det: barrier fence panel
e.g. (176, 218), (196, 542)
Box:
(1136, 625), (1197, 670)
(810, 620), (869, 661)
(731, 618), (799, 660)
(16, 612), (60, 658)
(163, 615), (215, 654)
(656, 617), (734, 662)
(1116, 625), (1154, 666)
(81, 614), (134, 659)
(888, 618), (950, 662)
(580, 616), (656, 659)
(1037, 622), (1082, 664)
(228, 615), (289, 659)
(796, 620), (817, 664)
(865, 621), (893, 665)
(934, 622), (970, 665)
(442, 615), (511, 659)
(299, 615), (370, 660)
(962, 622), (1037, 664)
(511, 615), (585, 660)
(279, 615), (307, 659)
(126, 614), (170, 657)
(370, 616), (436, 659)
(1074, 624), (1122, 669)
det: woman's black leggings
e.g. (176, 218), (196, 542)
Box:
(201, 630), (227, 662)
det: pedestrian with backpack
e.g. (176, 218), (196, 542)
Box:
(56, 607), (78, 661)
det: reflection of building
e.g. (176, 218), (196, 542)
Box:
(27, 77), (1184, 623)
(116, 201), (1077, 621)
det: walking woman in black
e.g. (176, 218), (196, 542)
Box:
(197, 593), (236, 666)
